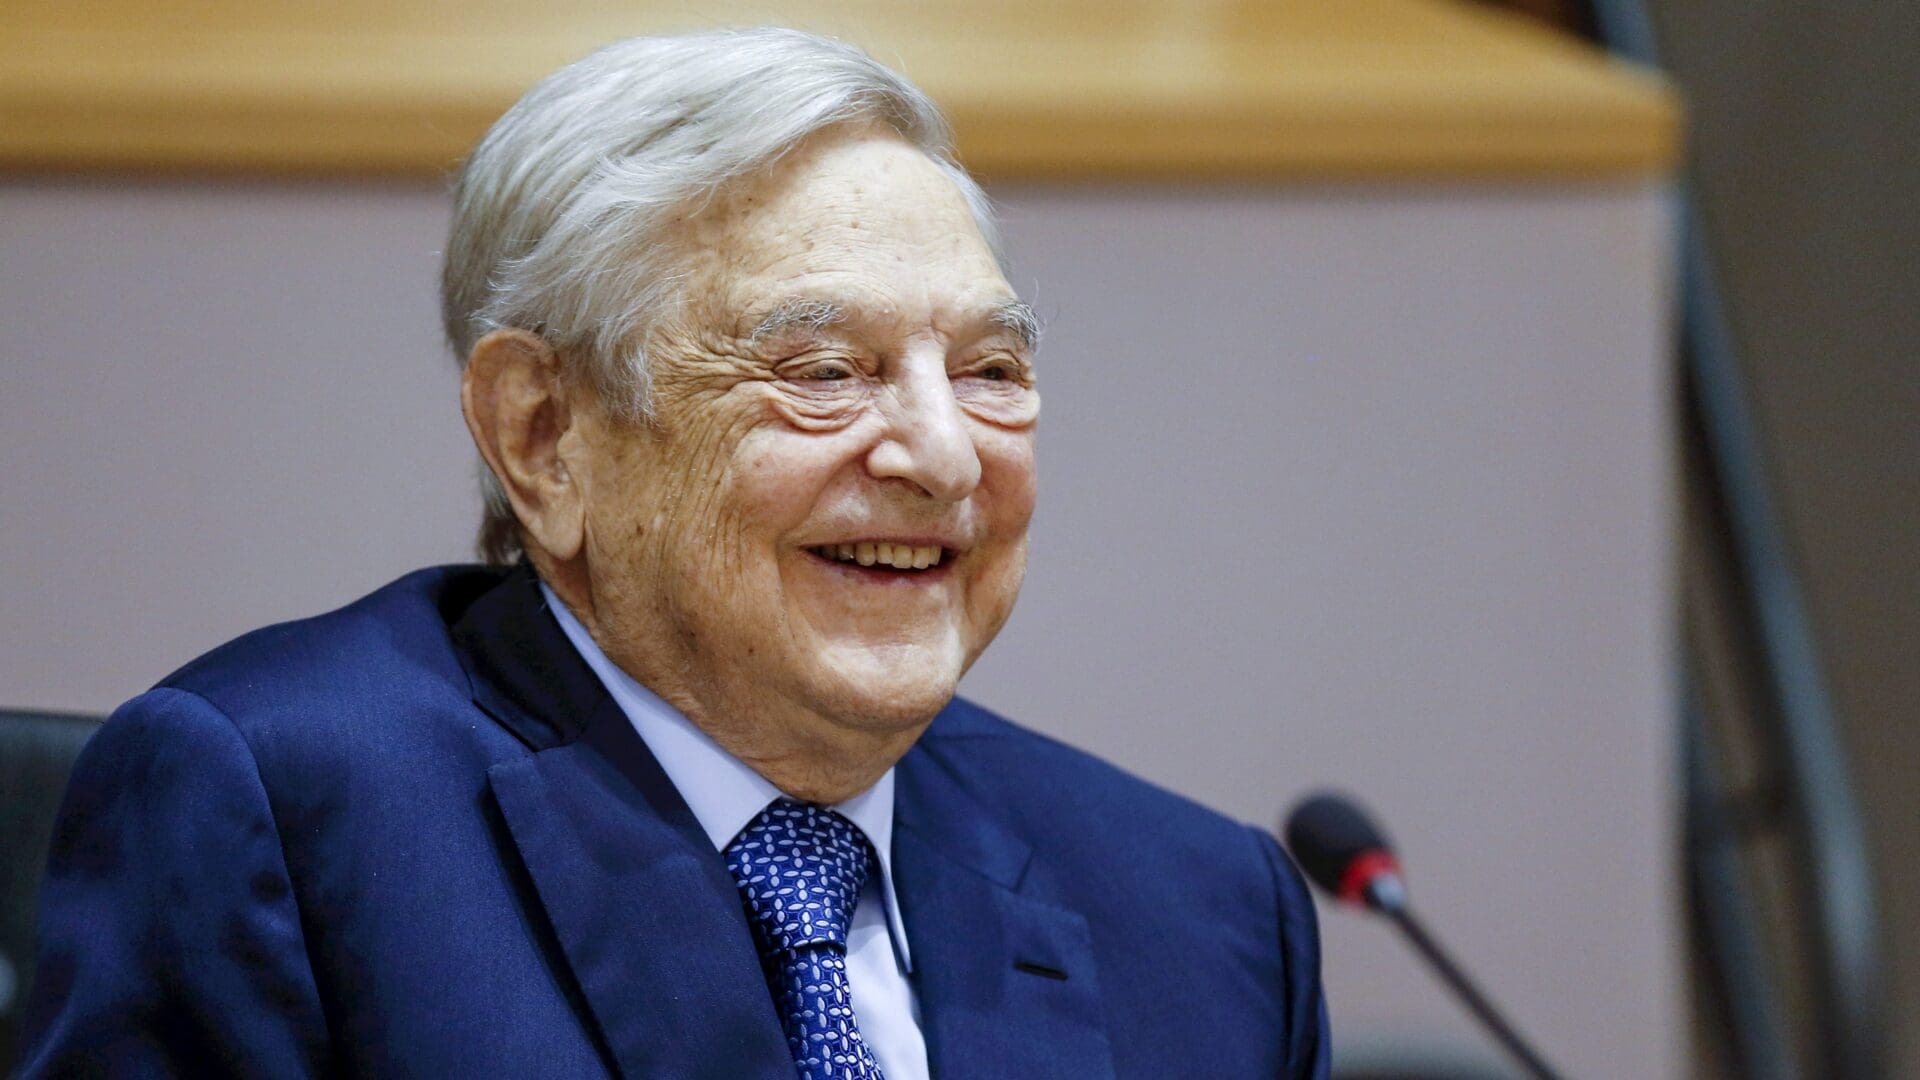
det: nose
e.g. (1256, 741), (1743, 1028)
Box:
(865, 358), (982, 502)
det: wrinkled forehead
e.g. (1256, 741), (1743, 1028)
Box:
(667, 129), (1012, 336)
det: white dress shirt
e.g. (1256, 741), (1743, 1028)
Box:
(541, 584), (930, 1080)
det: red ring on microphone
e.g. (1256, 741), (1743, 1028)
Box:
(1337, 849), (1402, 905)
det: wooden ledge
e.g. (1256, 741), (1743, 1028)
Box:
(0, 0), (1679, 180)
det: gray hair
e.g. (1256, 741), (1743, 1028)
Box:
(441, 27), (1001, 564)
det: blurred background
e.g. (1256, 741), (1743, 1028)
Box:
(0, 2), (1912, 1077)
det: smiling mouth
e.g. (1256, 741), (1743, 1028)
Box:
(806, 542), (949, 571)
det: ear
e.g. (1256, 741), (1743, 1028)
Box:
(461, 329), (585, 561)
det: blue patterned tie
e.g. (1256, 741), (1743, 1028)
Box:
(726, 798), (888, 1080)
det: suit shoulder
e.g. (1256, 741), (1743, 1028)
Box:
(153, 564), (503, 736)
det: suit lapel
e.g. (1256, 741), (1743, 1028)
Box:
(454, 566), (791, 1079)
(453, 568), (1115, 1078)
(895, 733), (1116, 1080)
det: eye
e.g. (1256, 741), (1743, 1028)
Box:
(789, 359), (857, 382)
(961, 356), (1028, 385)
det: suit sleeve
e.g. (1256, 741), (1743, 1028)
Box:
(1251, 825), (1331, 1079)
(16, 688), (332, 1078)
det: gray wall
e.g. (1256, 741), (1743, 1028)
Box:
(0, 177), (1677, 1075)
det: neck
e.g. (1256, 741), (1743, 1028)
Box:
(723, 721), (924, 805)
(538, 553), (928, 805)
(636, 673), (928, 805)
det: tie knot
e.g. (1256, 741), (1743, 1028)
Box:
(726, 798), (875, 954)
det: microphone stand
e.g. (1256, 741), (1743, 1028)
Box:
(1366, 878), (1566, 1080)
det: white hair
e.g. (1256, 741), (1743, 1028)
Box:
(441, 27), (1001, 563)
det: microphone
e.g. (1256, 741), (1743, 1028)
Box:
(1284, 793), (1565, 1080)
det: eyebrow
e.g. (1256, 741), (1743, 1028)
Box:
(989, 300), (1043, 351)
(744, 295), (1043, 350)
(747, 297), (845, 344)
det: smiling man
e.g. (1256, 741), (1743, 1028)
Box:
(21, 29), (1327, 1080)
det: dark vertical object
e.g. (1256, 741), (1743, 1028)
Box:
(0, 710), (103, 1073)
(1583, 2), (1889, 1077)
(1680, 665), (1796, 1080)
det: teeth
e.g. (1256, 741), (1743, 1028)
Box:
(810, 543), (947, 570)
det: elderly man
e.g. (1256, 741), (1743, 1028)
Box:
(21, 28), (1326, 1079)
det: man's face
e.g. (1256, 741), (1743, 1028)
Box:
(575, 130), (1039, 738)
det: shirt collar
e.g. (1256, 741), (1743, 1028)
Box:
(539, 582), (912, 970)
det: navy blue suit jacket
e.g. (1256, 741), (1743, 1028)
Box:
(21, 565), (1328, 1077)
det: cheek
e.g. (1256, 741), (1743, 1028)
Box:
(728, 426), (870, 540)
(978, 428), (1040, 530)
(579, 436), (666, 567)
(963, 429), (1038, 625)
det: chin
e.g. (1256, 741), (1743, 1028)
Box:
(807, 640), (967, 730)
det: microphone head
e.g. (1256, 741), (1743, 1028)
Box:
(1284, 792), (1405, 910)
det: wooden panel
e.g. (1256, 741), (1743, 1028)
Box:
(0, 0), (1679, 180)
